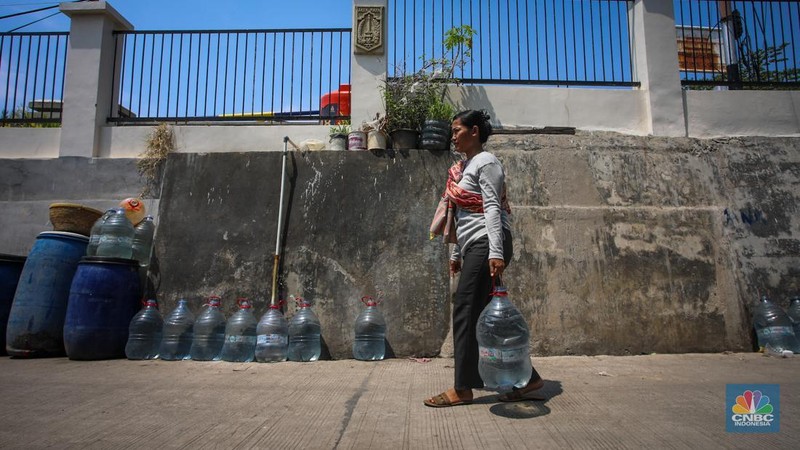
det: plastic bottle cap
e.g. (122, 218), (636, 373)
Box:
(361, 296), (378, 306)
(237, 298), (252, 308)
(207, 296), (222, 307)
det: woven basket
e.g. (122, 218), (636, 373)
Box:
(49, 203), (104, 236)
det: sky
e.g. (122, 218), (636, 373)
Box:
(1, 0), (353, 32)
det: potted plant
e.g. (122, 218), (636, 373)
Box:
(381, 73), (426, 150)
(381, 25), (475, 152)
(329, 121), (350, 151)
(420, 25), (474, 151)
(362, 113), (388, 151)
(420, 97), (455, 151)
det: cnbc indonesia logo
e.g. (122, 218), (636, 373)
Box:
(727, 385), (779, 433)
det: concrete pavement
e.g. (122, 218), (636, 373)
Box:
(0, 353), (797, 449)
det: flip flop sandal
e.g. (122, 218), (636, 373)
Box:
(497, 387), (547, 403)
(423, 392), (473, 408)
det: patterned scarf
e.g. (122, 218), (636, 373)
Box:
(429, 159), (511, 243)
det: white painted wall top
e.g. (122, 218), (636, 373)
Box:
(59, 0), (133, 31)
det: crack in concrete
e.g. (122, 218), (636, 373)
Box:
(332, 365), (373, 449)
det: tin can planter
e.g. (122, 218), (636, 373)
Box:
(367, 130), (388, 151)
(347, 131), (367, 151)
(329, 133), (348, 151)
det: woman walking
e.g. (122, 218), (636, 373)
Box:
(425, 110), (544, 407)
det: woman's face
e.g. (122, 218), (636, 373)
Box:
(451, 118), (479, 154)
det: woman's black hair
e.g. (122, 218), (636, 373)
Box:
(452, 109), (493, 143)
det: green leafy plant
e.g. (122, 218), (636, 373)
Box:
(381, 73), (429, 132)
(382, 25), (475, 132)
(329, 120), (351, 136)
(427, 97), (456, 122)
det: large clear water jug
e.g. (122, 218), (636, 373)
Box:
(353, 295), (386, 361)
(131, 216), (156, 268)
(96, 207), (134, 259)
(189, 296), (226, 361)
(86, 209), (114, 256)
(255, 303), (289, 363)
(476, 286), (533, 391)
(125, 299), (163, 360)
(753, 295), (800, 355)
(288, 297), (321, 362)
(220, 298), (258, 362)
(159, 299), (195, 360)
(787, 297), (800, 338)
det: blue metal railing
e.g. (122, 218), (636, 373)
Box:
(110, 28), (352, 123)
(388, 0), (638, 87)
(0, 31), (68, 125)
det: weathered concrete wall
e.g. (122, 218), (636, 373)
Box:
(489, 133), (799, 355)
(1, 133), (798, 358)
(150, 134), (799, 358)
(154, 151), (453, 359)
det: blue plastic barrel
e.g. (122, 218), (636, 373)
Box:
(64, 256), (141, 360)
(0, 254), (27, 356)
(6, 231), (89, 357)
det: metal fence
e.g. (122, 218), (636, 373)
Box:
(110, 28), (351, 123)
(675, 0), (800, 88)
(388, 0), (638, 87)
(0, 31), (68, 125)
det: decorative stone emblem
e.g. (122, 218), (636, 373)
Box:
(355, 6), (384, 55)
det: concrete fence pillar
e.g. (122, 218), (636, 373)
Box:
(630, 0), (685, 136)
(350, 0), (388, 130)
(58, 1), (132, 158)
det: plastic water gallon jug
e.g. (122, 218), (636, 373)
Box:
(287, 297), (321, 362)
(131, 216), (155, 268)
(353, 295), (386, 361)
(86, 209), (114, 256)
(96, 208), (134, 259)
(190, 296), (227, 361)
(753, 295), (800, 355)
(255, 302), (289, 363)
(159, 299), (195, 360)
(476, 286), (533, 391)
(125, 299), (163, 360)
(220, 298), (257, 362)
(788, 297), (800, 338)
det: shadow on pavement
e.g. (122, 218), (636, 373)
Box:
(483, 380), (564, 419)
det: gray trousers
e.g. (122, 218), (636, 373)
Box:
(452, 229), (541, 389)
